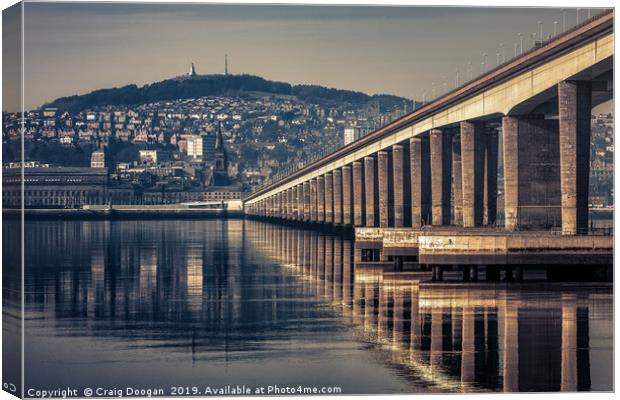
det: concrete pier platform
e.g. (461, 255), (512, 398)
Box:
(355, 227), (613, 266)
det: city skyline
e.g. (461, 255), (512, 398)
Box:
(3, 3), (611, 111)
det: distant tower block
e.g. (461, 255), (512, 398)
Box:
(225, 54), (228, 75)
(190, 62), (197, 77)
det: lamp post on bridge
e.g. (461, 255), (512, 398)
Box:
(518, 33), (523, 54)
(562, 9), (566, 32)
(554, 21), (558, 36)
(538, 21), (543, 43)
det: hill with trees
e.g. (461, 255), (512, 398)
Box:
(43, 74), (414, 112)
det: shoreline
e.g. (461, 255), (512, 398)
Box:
(3, 208), (245, 220)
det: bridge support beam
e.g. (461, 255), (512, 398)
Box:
(392, 144), (407, 228)
(430, 129), (452, 225)
(353, 161), (365, 227)
(317, 176), (325, 223)
(267, 194), (274, 219)
(484, 126), (499, 226)
(502, 115), (561, 231)
(342, 165), (354, 226)
(325, 172), (334, 224)
(364, 155), (378, 227)
(291, 188), (297, 220)
(452, 133), (463, 226)
(378, 151), (390, 228)
(410, 136), (431, 228)
(310, 178), (318, 223)
(303, 181), (310, 221)
(559, 80), (592, 235)
(333, 169), (342, 225)
(279, 192), (284, 219)
(284, 189), (290, 219)
(461, 121), (486, 227)
(289, 188), (294, 220)
(296, 185), (303, 221)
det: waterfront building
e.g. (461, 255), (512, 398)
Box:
(3, 165), (109, 208)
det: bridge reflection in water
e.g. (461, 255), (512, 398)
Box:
(249, 220), (612, 392)
(17, 219), (612, 394)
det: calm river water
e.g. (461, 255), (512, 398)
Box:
(3, 219), (613, 395)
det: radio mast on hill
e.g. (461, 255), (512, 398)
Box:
(225, 54), (228, 76)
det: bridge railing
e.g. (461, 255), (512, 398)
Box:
(253, 8), (613, 195)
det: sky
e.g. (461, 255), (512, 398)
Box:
(2, 2), (611, 111)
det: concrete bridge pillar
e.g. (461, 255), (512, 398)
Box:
(461, 121), (486, 227)
(325, 172), (334, 224)
(558, 81), (592, 235)
(410, 136), (431, 228)
(310, 178), (318, 223)
(296, 185), (303, 221)
(378, 150), (390, 228)
(274, 193), (282, 218)
(364, 155), (378, 227)
(283, 190), (289, 219)
(352, 161), (365, 226)
(484, 126), (499, 226)
(285, 190), (290, 219)
(430, 129), (452, 225)
(291, 188), (297, 220)
(342, 165), (353, 226)
(317, 175), (325, 223)
(333, 169), (343, 225)
(290, 188), (297, 220)
(303, 181), (310, 221)
(502, 115), (561, 230)
(392, 144), (408, 228)
(452, 134), (463, 226)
